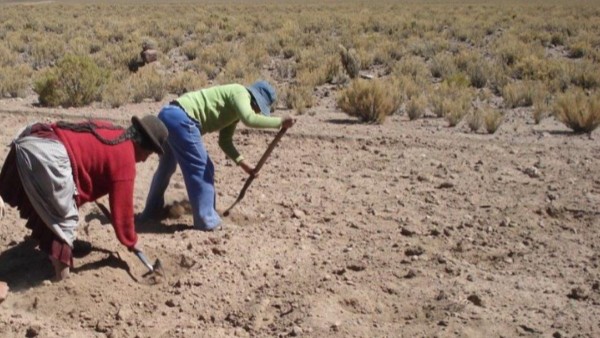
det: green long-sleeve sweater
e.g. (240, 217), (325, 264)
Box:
(175, 84), (282, 164)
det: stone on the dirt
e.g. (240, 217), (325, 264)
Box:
(400, 226), (418, 237)
(290, 325), (303, 336)
(405, 246), (425, 256)
(467, 294), (485, 307)
(292, 208), (306, 219)
(25, 325), (41, 338)
(567, 287), (589, 301)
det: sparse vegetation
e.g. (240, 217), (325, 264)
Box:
(129, 65), (167, 103)
(406, 95), (427, 121)
(484, 109), (504, 134)
(338, 79), (400, 124)
(554, 88), (600, 134)
(34, 54), (108, 107)
(467, 109), (484, 132)
(0, 0), (597, 133)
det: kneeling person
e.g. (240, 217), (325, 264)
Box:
(0, 115), (168, 281)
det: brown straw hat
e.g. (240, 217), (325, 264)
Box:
(131, 115), (168, 155)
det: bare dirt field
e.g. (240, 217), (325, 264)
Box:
(0, 88), (599, 338)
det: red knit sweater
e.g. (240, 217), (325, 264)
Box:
(53, 121), (138, 248)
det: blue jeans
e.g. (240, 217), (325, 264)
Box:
(142, 104), (221, 230)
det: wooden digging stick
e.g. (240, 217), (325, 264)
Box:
(223, 127), (288, 217)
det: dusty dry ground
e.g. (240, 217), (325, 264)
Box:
(0, 88), (599, 338)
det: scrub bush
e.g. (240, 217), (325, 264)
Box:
(406, 95), (427, 121)
(130, 64), (167, 103)
(554, 89), (600, 134)
(282, 85), (313, 115)
(337, 79), (400, 124)
(168, 71), (208, 96)
(467, 109), (483, 132)
(484, 109), (504, 134)
(0, 64), (32, 98)
(34, 54), (107, 107)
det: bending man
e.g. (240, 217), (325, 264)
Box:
(140, 80), (295, 230)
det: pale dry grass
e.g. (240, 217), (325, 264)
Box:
(0, 0), (597, 128)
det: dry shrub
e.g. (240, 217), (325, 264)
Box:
(199, 42), (233, 69)
(242, 35), (270, 69)
(102, 74), (130, 108)
(295, 54), (340, 88)
(392, 55), (429, 82)
(430, 53), (457, 80)
(394, 75), (422, 101)
(282, 85), (313, 115)
(406, 95), (427, 121)
(484, 109), (504, 134)
(532, 91), (552, 124)
(502, 81), (544, 108)
(29, 34), (65, 70)
(512, 55), (563, 82)
(180, 42), (199, 61)
(430, 82), (472, 124)
(466, 58), (491, 89)
(167, 71), (208, 96)
(455, 50), (490, 89)
(0, 44), (17, 67)
(130, 64), (167, 103)
(494, 36), (529, 66)
(188, 59), (220, 80)
(567, 41), (587, 59)
(0, 64), (32, 98)
(466, 108), (483, 132)
(34, 54), (108, 107)
(275, 60), (297, 80)
(554, 88), (600, 134)
(221, 57), (257, 84)
(324, 57), (348, 85)
(338, 79), (400, 124)
(568, 61), (600, 90)
(445, 105), (468, 127)
(488, 64), (510, 96)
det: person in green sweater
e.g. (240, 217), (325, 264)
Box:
(140, 80), (295, 230)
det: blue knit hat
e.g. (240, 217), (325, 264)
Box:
(247, 80), (276, 116)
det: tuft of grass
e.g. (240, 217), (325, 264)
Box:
(167, 71), (208, 96)
(0, 64), (32, 98)
(532, 91), (552, 124)
(466, 108), (484, 133)
(129, 64), (167, 103)
(102, 74), (130, 108)
(430, 82), (473, 125)
(502, 81), (544, 108)
(282, 85), (314, 115)
(337, 79), (400, 124)
(430, 52), (457, 80)
(554, 88), (600, 134)
(568, 61), (600, 90)
(484, 109), (504, 134)
(406, 95), (427, 121)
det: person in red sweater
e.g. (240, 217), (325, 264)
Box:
(0, 115), (168, 281)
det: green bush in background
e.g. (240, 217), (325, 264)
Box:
(34, 54), (108, 107)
